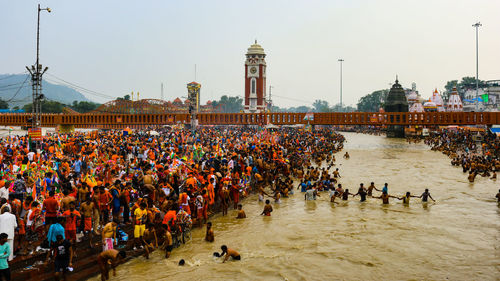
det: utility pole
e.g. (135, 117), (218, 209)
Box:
(472, 22), (482, 111)
(26, 4), (51, 129)
(161, 83), (164, 100)
(268, 85), (273, 112)
(338, 59), (344, 112)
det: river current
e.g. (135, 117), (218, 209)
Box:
(92, 132), (500, 281)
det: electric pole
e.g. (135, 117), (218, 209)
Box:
(472, 22), (481, 111)
(26, 4), (51, 129)
(338, 59), (344, 112)
(268, 85), (273, 112)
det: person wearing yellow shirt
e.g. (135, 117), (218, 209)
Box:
(133, 202), (148, 250)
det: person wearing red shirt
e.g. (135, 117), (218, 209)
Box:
(98, 186), (112, 225)
(42, 191), (59, 226)
(62, 201), (81, 243)
(162, 208), (177, 232)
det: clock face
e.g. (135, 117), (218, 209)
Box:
(250, 67), (257, 74)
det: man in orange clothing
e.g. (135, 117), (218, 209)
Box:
(42, 190), (59, 227)
(62, 201), (81, 244)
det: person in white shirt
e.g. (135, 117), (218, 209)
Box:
(0, 186), (8, 201)
(0, 207), (17, 261)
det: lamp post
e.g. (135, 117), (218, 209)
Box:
(472, 22), (481, 111)
(338, 59), (344, 112)
(26, 4), (51, 129)
(268, 85), (273, 112)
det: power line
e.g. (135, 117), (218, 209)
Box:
(44, 77), (113, 100)
(2, 75), (30, 102)
(0, 73), (26, 81)
(45, 73), (117, 100)
(0, 85), (31, 92)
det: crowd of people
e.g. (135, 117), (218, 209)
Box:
(424, 128), (500, 182)
(0, 126), (345, 280)
(1, 125), (499, 280)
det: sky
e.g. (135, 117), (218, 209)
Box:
(1, 0), (499, 108)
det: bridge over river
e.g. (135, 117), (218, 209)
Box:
(0, 112), (498, 129)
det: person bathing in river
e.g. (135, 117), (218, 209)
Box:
(333, 168), (341, 179)
(367, 182), (380, 196)
(161, 225), (173, 258)
(236, 204), (246, 219)
(261, 200), (273, 216)
(381, 183), (389, 194)
(218, 245), (240, 263)
(419, 189), (435, 202)
(330, 190), (339, 204)
(343, 152), (350, 159)
(97, 249), (126, 281)
(353, 184), (367, 202)
(342, 188), (354, 201)
(398, 192), (419, 204)
(496, 189), (500, 203)
(205, 222), (214, 242)
(373, 190), (397, 204)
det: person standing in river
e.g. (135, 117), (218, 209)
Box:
(353, 184), (368, 202)
(373, 190), (397, 204)
(367, 182), (380, 196)
(419, 189), (435, 202)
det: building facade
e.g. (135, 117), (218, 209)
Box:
(244, 41), (267, 113)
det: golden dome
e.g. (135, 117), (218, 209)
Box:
(247, 40), (265, 55)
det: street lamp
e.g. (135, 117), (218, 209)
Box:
(472, 22), (481, 111)
(338, 59), (344, 112)
(26, 4), (51, 130)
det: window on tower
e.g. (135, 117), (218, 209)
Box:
(251, 78), (256, 94)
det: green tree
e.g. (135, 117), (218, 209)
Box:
(212, 95), (243, 113)
(312, 100), (330, 112)
(444, 80), (458, 93)
(23, 100), (65, 113)
(443, 77), (487, 100)
(331, 103), (356, 112)
(71, 101), (100, 113)
(287, 106), (311, 112)
(0, 98), (8, 109)
(357, 89), (389, 112)
(117, 94), (131, 101)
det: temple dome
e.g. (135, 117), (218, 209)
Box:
(247, 40), (265, 55)
(384, 78), (409, 113)
(446, 86), (463, 112)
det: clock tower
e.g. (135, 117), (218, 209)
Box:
(244, 41), (266, 113)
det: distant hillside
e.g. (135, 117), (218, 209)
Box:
(0, 74), (92, 108)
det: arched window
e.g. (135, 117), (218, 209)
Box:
(251, 78), (256, 94)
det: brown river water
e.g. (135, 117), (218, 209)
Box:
(90, 132), (500, 281)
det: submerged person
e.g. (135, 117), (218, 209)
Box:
(373, 190), (397, 204)
(205, 222), (214, 242)
(304, 187), (316, 201)
(419, 189), (435, 202)
(219, 245), (240, 263)
(342, 188), (354, 201)
(398, 192), (419, 204)
(236, 204), (246, 219)
(367, 182), (380, 196)
(353, 184), (367, 202)
(97, 249), (126, 281)
(261, 200), (273, 216)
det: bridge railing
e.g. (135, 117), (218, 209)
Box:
(0, 112), (498, 128)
